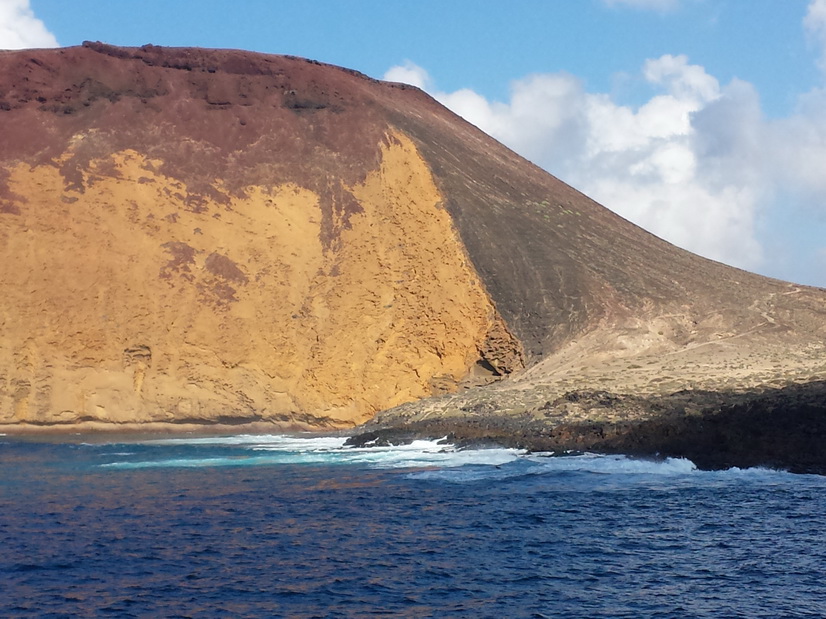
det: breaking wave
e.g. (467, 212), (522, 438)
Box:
(100, 434), (521, 470)
(92, 434), (808, 483)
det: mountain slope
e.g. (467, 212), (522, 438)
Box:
(1, 42), (825, 431)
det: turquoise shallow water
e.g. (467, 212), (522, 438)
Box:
(1, 434), (825, 618)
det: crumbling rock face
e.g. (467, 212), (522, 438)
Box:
(478, 315), (525, 377)
(0, 48), (523, 427)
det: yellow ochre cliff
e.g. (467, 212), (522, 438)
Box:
(0, 131), (521, 428)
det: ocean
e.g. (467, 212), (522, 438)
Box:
(1, 434), (824, 618)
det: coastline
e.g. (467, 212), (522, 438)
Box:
(349, 380), (826, 475)
(3, 381), (824, 475)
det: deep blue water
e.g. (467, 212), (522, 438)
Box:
(1, 434), (825, 618)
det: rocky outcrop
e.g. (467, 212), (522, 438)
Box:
(350, 382), (826, 474)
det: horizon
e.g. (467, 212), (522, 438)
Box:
(3, 0), (826, 287)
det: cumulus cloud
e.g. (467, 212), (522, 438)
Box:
(0, 0), (58, 49)
(439, 73), (589, 168)
(570, 59), (766, 269)
(769, 87), (826, 203)
(805, 0), (826, 32)
(805, 0), (826, 70)
(384, 56), (768, 271)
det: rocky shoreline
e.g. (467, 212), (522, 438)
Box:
(348, 381), (826, 475)
(2, 381), (823, 475)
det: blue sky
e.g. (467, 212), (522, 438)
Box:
(4, 0), (826, 287)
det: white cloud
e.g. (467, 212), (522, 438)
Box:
(439, 73), (589, 168)
(769, 87), (826, 199)
(0, 0), (58, 49)
(804, 0), (826, 78)
(568, 65), (765, 269)
(643, 54), (719, 103)
(805, 0), (826, 68)
(804, 0), (826, 33)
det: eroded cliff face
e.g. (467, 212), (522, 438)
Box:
(0, 129), (522, 427)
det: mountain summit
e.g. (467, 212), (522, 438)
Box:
(2, 43), (825, 432)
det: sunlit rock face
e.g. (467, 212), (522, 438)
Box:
(0, 44), (523, 428)
(1, 43), (825, 430)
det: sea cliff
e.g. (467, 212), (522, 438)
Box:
(1, 44), (825, 471)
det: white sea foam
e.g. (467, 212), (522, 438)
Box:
(405, 452), (823, 485)
(327, 441), (522, 469)
(100, 434), (523, 470)
(98, 434), (816, 481)
(102, 455), (298, 469)
(527, 453), (698, 475)
(403, 453), (694, 482)
(141, 434), (349, 450)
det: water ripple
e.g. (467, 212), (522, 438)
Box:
(1, 436), (824, 617)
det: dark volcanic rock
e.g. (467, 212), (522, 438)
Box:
(351, 382), (826, 474)
(602, 382), (826, 474)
